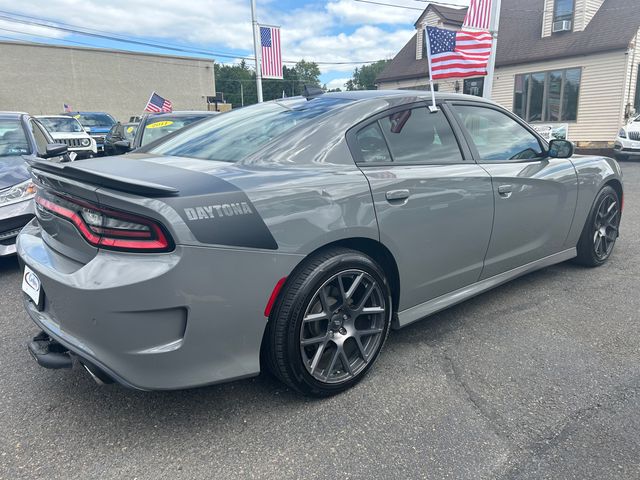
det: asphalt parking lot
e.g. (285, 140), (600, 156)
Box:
(1, 162), (639, 480)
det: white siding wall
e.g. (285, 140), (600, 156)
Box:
(493, 51), (629, 145)
(622, 28), (640, 118)
(575, 0), (605, 31)
(542, 0), (554, 37)
(378, 77), (458, 93)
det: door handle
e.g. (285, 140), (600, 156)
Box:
(498, 184), (513, 197)
(385, 189), (410, 202)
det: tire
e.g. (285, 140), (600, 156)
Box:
(574, 185), (621, 267)
(266, 247), (392, 397)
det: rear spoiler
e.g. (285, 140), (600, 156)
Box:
(25, 158), (179, 197)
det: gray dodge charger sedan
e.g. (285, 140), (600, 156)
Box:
(17, 91), (623, 396)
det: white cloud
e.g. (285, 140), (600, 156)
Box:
(0, 0), (466, 77)
(325, 77), (350, 90)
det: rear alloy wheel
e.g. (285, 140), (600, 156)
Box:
(575, 186), (621, 267)
(267, 248), (392, 396)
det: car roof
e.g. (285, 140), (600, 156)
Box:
(145, 111), (219, 117)
(316, 90), (495, 103)
(0, 111), (28, 119)
(36, 115), (80, 119)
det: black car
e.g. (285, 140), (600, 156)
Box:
(108, 111), (218, 155)
(0, 112), (68, 256)
(104, 122), (138, 156)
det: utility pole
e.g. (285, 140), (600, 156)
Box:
(483, 0), (502, 100)
(251, 0), (263, 103)
(240, 82), (244, 107)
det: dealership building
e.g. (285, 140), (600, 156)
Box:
(0, 41), (217, 122)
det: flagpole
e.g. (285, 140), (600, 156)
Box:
(250, 0), (264, 103)
(483, 0), (502, 100)
(423, 27), (439, 112)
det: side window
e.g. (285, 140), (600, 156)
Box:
(379, 107), (463, 164)
(355, 123), (392, 163)
(30, 121), (49, 155)
(454, 105), (544, 161)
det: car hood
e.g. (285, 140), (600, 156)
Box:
(0, 155), (30, 190)
(86, 127), (112, 134)
(625, 122), (640, 132)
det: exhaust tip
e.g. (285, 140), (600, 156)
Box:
(79, 360), (114, 385)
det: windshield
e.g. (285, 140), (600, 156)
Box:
(73, 113), (116, 127)
(39, 117), (84, 133)
(140, 115), (209, 147)
(146, 97), (352, 162)
(0, 119), (30, 157)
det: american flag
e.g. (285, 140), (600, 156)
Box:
(426, 26), (492, 80)
(260, 26), (283, 79)
(63, 103), (72, 113)
(144, 92), (173, 113)
(463, 0), (492, 30)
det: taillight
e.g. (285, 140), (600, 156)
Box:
(35, 192), (173, 252)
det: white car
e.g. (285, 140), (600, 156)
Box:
(614, 115), (640, 161)
(37, 115), (97, 159)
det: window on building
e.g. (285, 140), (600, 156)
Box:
(513, 68), (581, 122)
(553, 0), (574, 24)
(463, 78), (484, 97)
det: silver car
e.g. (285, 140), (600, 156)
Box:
(17, 91), (623, 396)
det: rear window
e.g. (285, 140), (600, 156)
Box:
(73, 113), (116, 127)
(145, 97), (352, 162)
(0, 119), (30, 157)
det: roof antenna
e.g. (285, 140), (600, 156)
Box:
(302, 85), (324, 100)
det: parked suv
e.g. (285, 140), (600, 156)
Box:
(62, 112), (117, 154)
(109, 111), (218, 154)
(0, 112), (68, 256)
(614, 115), (640, 160)
(37, 115), (97, 159)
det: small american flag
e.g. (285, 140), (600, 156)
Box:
(463, 0), (492, 30)
(63, 103), (72, 113)
(426, 26), (492, 80)
(260, 26), (283, 79)
(145, 92), (173, 113)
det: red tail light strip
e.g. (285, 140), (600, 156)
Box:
(264, 277), (287, 318)
(35, 194), (171, 252)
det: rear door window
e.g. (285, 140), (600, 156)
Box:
(379, 107), (463, 164)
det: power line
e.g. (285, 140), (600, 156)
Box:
(352, 0), (424, 10)
(0, 10), (382, 66)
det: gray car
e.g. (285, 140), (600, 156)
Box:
(17, 91), (623, 396)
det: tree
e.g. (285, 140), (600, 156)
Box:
(346, 60), (391, 91)
(215, 59), (322, 105)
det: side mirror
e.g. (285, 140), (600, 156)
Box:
(548, 139), (574, 159)
(84, 127), (91, 133)
(114, 140), (132, 153)
(42, 143), (68, 158)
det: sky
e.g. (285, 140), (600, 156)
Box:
(0, 0), (469, 90)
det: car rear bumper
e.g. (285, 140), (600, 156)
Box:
(17, 219), (303, 390)
(0, 198), (34, 256)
